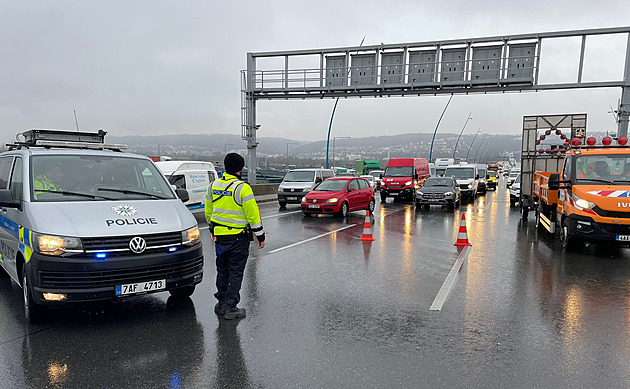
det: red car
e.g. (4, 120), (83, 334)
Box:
(301, 177), (375, 217)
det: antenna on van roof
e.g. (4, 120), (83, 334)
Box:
(74, 110), (82, 141)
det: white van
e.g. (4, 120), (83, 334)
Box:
(444, 164), (479, 200)
(277, 168), (335, 207)
(155, 161), (218, 215)
(0, 130), (203, 322)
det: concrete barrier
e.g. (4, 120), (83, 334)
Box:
(252, 183), (279, 196)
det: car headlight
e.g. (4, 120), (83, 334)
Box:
(465, 184), (471, 189)
(572, 194), (595, 210)
(326, 198), (338, 203)
(182, 226), (200, 245)
(405, 181), (412, 186)
(301, 197), (306, 202)
(444, 192), (453, 196)
(33, 232), (83, 256)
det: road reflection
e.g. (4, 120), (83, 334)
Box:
(214, 319), (250, 387)
(20, 297), (205, 388)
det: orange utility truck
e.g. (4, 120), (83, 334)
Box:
(520, 114), (630, 250)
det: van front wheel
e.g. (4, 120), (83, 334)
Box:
(169, 285), (196, 298)
(22, 263), (46, 323)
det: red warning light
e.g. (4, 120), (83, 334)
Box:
(618, 136), (628, 146)
(602, 136), (613, 146)
(538, 148), (545, 154)
(545, 130), (551, 136)
(571, 138), (582, 146)
(586, 137), (597, 146)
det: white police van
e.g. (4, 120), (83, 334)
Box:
(155, 161), (218, 215)
(0, 129), (203, 322)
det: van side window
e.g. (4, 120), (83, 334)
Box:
(0, 157), (13, 189)
(9, 157), (23, 202)
(323, 171), (334, 179)
(168, 174), (186, 189)
(207, 171), (217, 181)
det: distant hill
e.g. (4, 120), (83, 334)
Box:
(108, 132), (522, 161)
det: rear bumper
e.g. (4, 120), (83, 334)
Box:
(28, 243), (203, 304)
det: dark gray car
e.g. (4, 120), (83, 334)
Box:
(415, 177), (461, 209)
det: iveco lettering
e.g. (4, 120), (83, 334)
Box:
(0, 129), (203, 323)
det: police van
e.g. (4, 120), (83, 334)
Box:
(0, 129), (203, 322)
(155, 161), (218, 215)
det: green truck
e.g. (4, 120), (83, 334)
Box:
(355, 159), (381, 175)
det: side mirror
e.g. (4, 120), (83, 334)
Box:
(348, 187), (356, 192)
(316, 177), (322, 183)
(486, 175), (490, 179)
(548, 173), (560, 190)
(413, 173), (418, 179)
(0, 189), (19, 209)
(476, 174), (480, 179)
(176, 188), (189, 202)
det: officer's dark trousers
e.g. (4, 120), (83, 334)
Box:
(214, 234), (250, 308)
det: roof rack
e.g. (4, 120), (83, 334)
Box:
(6, 129), (127, 151)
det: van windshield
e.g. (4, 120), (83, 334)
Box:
(445, 168), (475, 179)
(283, 171), (315, 182)
(31, 155), (176, 202)
(384, 166), (413, 177)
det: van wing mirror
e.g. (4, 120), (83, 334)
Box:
(0, 189), (19, 209)
(379, 174), (383, 179)
(476, 174), (480, 179)
(548, 173), (560, 190)
(176, 188), (189, 202)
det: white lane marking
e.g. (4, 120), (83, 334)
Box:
(198, 210), (304, 230)
(430, 245), (472, 311)
(262, 210), (302, 219)
(267, 224), (358, 254)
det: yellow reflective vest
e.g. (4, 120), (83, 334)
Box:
(34, 174), (60, 192)
(205, 173), (264, 238)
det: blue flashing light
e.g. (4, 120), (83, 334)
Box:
(95, 253), (107, 260)
(168, 247), (177, 253)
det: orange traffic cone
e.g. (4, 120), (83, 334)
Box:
(359, 210), (376, 241)
(454, 213), (472, 246)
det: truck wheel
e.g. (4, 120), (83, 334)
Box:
(169, 285), (196, 298)
(22, 263), (46, 323)
(560, 220), (578, 251)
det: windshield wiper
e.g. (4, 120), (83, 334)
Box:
(577, 178), (614, 184)
(35, 189), (112, 200)
(97, 187), (170, 199)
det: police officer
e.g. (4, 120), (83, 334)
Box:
(205, 153), (265, 320)
(34, 163), (63, 192)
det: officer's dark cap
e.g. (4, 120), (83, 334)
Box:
(224, 153), (245, 174)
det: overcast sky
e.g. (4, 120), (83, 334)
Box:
(1, 0), (629, 144)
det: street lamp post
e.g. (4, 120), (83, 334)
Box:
(429, 95), (453, 162)
(465, 129), (481, 161)
(286, 142), (299, 168)
(472, 135), (488, 162)
(452, 113), (473, 158)
(332, 137), (351, 169)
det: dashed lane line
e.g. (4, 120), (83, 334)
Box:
(429, 245), (472, 311)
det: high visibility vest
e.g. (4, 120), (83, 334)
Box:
(34, 174), (60, 192)
(204, 173), (264, 237)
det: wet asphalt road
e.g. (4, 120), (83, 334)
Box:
(3, 177), (630, 388)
